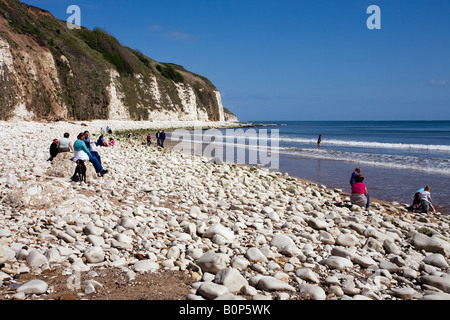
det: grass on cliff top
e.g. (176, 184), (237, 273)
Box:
(111, 123), (254, 142)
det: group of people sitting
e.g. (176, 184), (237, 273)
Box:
(349, 167), (436, 214)
(47, 132), (74, 161)
(48, 130), (109, 177)
(96, 135), (115, 147)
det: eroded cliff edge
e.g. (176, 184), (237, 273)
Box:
(0, 0), (237, 122)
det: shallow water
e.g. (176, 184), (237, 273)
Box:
(278, 155), (449, 215)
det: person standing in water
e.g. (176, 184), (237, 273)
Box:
(317, 134), (322, 149)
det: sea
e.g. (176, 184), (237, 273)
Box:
(168, 121), (450, 214)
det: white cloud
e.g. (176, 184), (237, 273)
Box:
(147, 24), (163, 32)
(165, 31), (193, 40)
(147, 25), (194, 41)
(429, 79), (448, 87)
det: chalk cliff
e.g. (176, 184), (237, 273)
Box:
(0, 0), (236, 122)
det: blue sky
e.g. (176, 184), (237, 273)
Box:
(21, 0), (450, 121)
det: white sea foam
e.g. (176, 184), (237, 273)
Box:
(197, 131), (450, 152)
(169, 126), (450, 176)
(171, 133), (450, 175)
(279, 137), (450, 152)
(280, 147), (450, 175)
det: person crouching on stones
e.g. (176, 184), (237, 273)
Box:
(420, 186), (436, 213)
(350, 174), (370, 210)
(73, 133), (108, 177)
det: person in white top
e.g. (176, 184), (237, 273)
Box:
(420, 186), (436, 213)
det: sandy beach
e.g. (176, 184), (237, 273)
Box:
(1, 120), (450, 301)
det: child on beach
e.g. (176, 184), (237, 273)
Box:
(420, 186), (436, 213)
(408, 187), (436, 213)
(96, 135), (107, 147)
(350, 168), (361, 186)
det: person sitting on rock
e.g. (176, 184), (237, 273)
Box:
(48, 139), (59, 161)
(350, 174), (370, 210)
(73, 133), (108, 177)
(58, 132), (74, 153)
(96, 135), (107, 147)
(84, 130), (102, 165)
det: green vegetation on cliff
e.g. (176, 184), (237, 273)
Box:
(0, 0), (234, 121)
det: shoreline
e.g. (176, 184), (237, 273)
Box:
(2, 116), (443, 217)
(119, 125), (439, 217)
(159, 138), (419, 216)
(1, 120), (450, 301)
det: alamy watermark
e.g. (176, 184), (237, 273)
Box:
(171, 128), (280, 169)
(66, 4), (381, 31)
(367, 5), (381, 30)
(66, 266), (81, 290)
(66, 5), (81, 30)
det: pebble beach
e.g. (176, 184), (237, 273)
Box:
(1, 120), (450, 301)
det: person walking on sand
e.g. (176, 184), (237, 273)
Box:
(420, 186), (436, 213)
(128, 132), (133, 145)
(156, 131), (161, 147)
(317, 134), (322, 149)
(146, 133), (152, 146)
(160, 130), (166, 148)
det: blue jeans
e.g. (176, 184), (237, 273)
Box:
(91, 151), (101, 164)
(89, 154), (104, 173)
(421, 200), (430, 213)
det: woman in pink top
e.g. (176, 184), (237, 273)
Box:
(350, 175), (369, 209)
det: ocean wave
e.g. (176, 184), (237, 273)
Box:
(168, 135), (450, 175)
(186, 131), (450, 152)
(280, 147), (450, 175)
(278, 137), (450, 152)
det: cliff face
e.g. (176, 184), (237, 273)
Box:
(0, 0), (236, 122)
